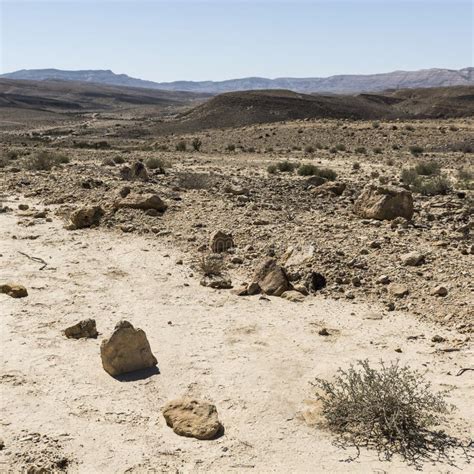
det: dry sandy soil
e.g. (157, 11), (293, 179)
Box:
(0, 92), (473, 472)
(1, 194), (473, 473)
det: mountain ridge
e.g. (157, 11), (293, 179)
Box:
(1, 67), (473, 94)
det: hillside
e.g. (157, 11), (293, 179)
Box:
(2, 67), (472, 94)
(165, 86), (474, 132)
(0, 78), (208, 112)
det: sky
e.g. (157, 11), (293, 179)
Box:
(0, 0), (472, 82)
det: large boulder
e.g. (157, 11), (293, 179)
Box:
(100, 321), (157, 376)
(117, 193), (167, 213)
(162, 398), (222, 440)
(0, 282), (28, 298)
(251, 258), (290, 296)
(68, 205), (104, 229)
(209, 230), (234, 253)
(354, 184), (414, 220)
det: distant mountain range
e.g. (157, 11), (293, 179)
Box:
(1, 67), (473, 94)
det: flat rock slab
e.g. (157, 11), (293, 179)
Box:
(100, 320), (157, 377)
(162, 398), (222, 440)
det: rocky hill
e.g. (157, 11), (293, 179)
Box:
(2, 67), (472, 94)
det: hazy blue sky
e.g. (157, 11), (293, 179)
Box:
(0, 0), (472, 81)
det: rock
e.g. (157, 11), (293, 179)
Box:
(200, 274), (232, 289)
(120, 161), (149, 181)
(431, 285), (448, 297)
(0, 437), (4, 450)
(118, 186), (131, 198)
(100, 320), (157, 376)
(162, 398), (222, 440)
(18, 203), (29, 211)
(308, 272), (326, 291)
(313, 181), (346, 196)
(246, 282), (261, 295)
(281, 290), (305, 302)
(68, 205), (104, 229)
(389, 284), (409, 298)
(282, 245), (315, 267)
(318, 328), (330, 336)
(209, 231), (234, 253)
(0, 283), (28, 298)
(354, 184), (414, 220)
(376, 275), (390, 284)
(306, 176), (327, 187)
(223, 184), (249, 196)
(64, 319), (98, 339)
(252, 258), (290, 296)
(401, 251), (425, 266)
(431, 335), (446, 343)
(117, 193), (167, 212)
(231, 284), (248, 296)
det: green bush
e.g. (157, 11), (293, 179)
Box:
(372, 121), (380, 129)
(267, 164), (277, 174)
(314, 360), (455, 466)
(373, 147), (383, 154)
(304, 145), (315, 154)
(405, 124), (415, 131)
(414, 160), (441, 176)
(277, 160), (296, 173)
(297, 163), (319, 176)
(335, 144), (346, 152)
(355, 147), (367, 154)
(226, 144), (236, 152)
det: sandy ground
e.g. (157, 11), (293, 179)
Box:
(1, 195), (472, 473)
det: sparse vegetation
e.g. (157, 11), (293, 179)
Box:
(335, 144), (346, 152)
(226, 143), (236, 152)
(372, 121), (380, 129)
(145, 156), (169, 173)
(297, 163), (337, 180)
(304, 145), (315, 154)
(24, 151), (69, 171)
(414, 160), (441, 176)
(175, 141), (187, 152)
(409, 145), (424, 156)
(199, 255), (224, 276)
(276, 160), (297, 173)
(313, 360), (460, 466)
(355, 147), (367, 154)
(192, 137), (202, 151)
(177, 171), (214, 190)
(401, 166), (451, 195)
(267, 164), (277, 174)
(373, 147), (382, 154)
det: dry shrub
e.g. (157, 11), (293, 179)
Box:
(24, 151), (69, 171)
(199, 255), (223, 276)
(297, 164), (337, 180)
(145, 156), (169, 173)
(313, 360), (469, 467)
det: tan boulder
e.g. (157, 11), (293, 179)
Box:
(68, 205), (104, 229)
(281, 290), (305, 302)
(100, 321), (157, 376)
(162, 398), (222, 440)
(354, 184), (414, 220)
(252, 258), (290, 296)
